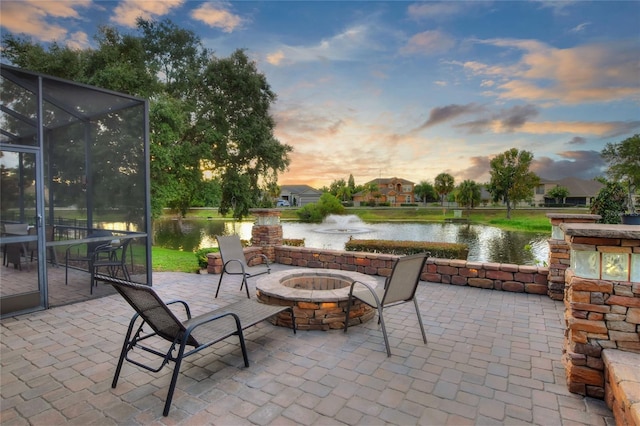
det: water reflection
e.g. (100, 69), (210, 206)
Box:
(153, 219), (549, 265)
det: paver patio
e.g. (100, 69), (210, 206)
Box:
(1, 264), (614, 425)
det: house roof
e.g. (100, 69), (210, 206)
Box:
(280, 184), (323, 195)
(366, 177), (415, 185)
(540, 177), (604, 197)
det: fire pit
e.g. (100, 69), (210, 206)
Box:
(256, 269), (378, 331)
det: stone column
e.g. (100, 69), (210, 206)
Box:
(546, 214), (600, 301)
(250, 209), (283, 262)
(560, 223), (640, 399)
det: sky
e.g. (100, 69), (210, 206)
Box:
(1, 1), (639, 189)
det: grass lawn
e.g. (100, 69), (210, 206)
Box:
(152, 247), (204, 273)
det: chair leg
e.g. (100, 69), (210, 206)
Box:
(344, 296), (353, 333)
(163, 342), (188, 416)
(242, 275), (250, 299)
(376, 305), (392, 357)
(112, 318), (138, 388)
(215, 271), (225, 298)
(413, 298), (428, 344)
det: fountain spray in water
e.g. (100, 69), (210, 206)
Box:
(315, 214), (372, 234)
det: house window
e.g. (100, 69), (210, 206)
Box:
(536, 185), (545, 195)
(402, 184), (412, 193)
(405, 195), (411, 203)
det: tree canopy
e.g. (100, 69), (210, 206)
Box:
(601, 134), (639, 215)
(547, 186), (569, 204)
(487, 148), (539, 218)
(414, 181), (437, 204)
(434, 173), (455, 206)
(455, 180), (481, 209)
(2, 19), (292, 220)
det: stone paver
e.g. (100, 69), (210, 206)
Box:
(1, 265), (614, 425)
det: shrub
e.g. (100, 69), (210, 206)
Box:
(344, 239), (468, 259)
(296, 193), (345, 222)
(195, 247), (219, 269)
(283, 238), (305, 247)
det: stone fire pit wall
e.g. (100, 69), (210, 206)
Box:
(559, 223), (640, 401)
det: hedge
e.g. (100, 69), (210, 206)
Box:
(344, 239), (468, 259)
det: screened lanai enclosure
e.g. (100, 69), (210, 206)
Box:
(0, 64), (151, 317)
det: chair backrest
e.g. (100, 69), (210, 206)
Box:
(87, 230), (113, 254)
(105, 276), (198, 347)
(3, 223), (29, 235)
(216, 235), (248, 272)
(381, 253), (428, 305)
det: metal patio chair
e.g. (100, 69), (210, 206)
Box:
(64, 229), (113, 286)
(215, 235), (270, 298)
(344, 253), (429, 357)
(90, 238), (131, 294)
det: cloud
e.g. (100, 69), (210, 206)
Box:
(264, 23), (383, 66)
(266, 50), (285, 66)
(517, 120), (640, 137)
(416, 103), (484, 130)
(567, 136), (587, 145)
(456, 156), (492, 182)
(191, 3), (243, 33)
(531, 150), (606, 180)
(532, 0), (577, 16)
(401, 30), (456, 56)
(65, 31), (91, 50)
(498, 104), (539, 131)
(462, 38), (640, 104)
(0, 0), (90, 43)
(407, 2), (477, 20)
(111, 0), (184, 27)
(569, 22), (591, 33)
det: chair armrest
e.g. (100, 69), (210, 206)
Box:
(165, 299), (192, 320)
(247, 253), (271, 267)
(348, 280), (383, 307)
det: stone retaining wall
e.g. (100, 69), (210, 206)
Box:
(275, 246), (550, 295)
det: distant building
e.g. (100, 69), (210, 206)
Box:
(353, 177), (415, 207)
(279, 185), (323, 207)
(534, 177), (604, 207)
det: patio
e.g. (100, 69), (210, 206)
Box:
(0, 264), (613, 425)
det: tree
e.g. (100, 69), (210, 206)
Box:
(347, 174), (356, 194)
(434, 173), (455, 206)
(487, 148), (539, 219)
(590, 180), (626, 224)
(547, 186), (569, 205)
(455, 180), (481, 209)
(601, 134), (640, 215)
(361, 181), (380, 206)
(2, 20), (292, 220)
(414, 181), (437, 204)
(196, 49), (292, 219)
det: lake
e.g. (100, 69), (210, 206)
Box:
(153, 215), (550, 266)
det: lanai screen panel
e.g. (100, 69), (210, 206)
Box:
(1, 65), (151, 286)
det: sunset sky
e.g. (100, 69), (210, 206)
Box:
(1, 1), (639, 189)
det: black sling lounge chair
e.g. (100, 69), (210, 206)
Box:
(103, 275), (295, 416)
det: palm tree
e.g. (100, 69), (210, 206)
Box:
(434, 173), (455, 206)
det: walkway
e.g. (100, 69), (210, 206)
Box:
(1, 265), (614, 425)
